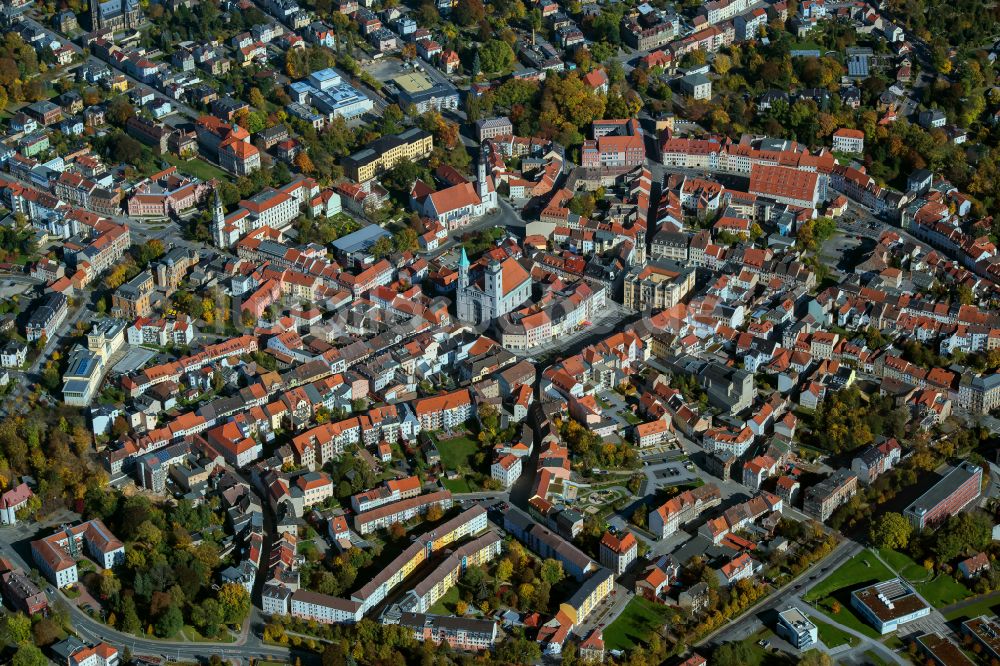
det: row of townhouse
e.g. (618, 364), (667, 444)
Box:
(350, 475), (421, 513)
(541, 330), (646, 400)
(659, 133), (835, 177)
(127, 316), (195, 347)
(290, 405), (409, 470)
(649, 483), (723, 539)
(392, 612), (498, 651)
(698, 492), (783, 544)
(121, 334), (259, 396)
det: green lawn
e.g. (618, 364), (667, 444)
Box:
(881, 634), (904, 650)
(163, 154), (230, 182)
(916, 575), (971, 608)
(428, 585), (461, 615)
(809, 614), (858, 648)
(718, 629), (795, 666)
(604, 597), (674, 651)
(620, 410), (642, 425)
(804, 550), (894, 603)
(436, 435), (480, 472)
(819, 604), (883, 639)
(862, 649), (890, 666)
(877, 548), (930, 582)
(441, 476), (473, 493)
(877, 548), (970, 607)
(790, 39), (823, 52)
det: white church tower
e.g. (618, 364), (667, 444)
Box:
(485, 259), (502, 307)
(478, 148), (497, 213)
(211, 188), (227, 249)
(457, 246), (471, 322)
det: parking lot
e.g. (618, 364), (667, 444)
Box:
(366, 57), (414, 86)
(640, 449), (685, 464)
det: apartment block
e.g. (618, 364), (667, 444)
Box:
(112, 270), (155, 320)
(396, 612), (498, 650)
(342, 127), (433, 182)
(623, 260), (696, 311)
(32, 520), (124, 587)
(649, 484), (722, 539)
(803, 469), (858, 522)
(353, 490), (453, 535)
(599, 530), (637, 575)
(26, 292), (68, 342)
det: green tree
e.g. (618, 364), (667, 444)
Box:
(496, 558), (514, 583)
(191, 598), (225, 635)
(934, 512), (993, 562)
(868, 512), (912, 550)
(454, 0), (485, 25)
(370, 236), (394, 259)
(479, 40), (515, 73)
(155, 604), (184, 638)
(632, 504), (648, 529)
(540, 558), (565, 586)
(712, 639), (756, 666)
(107, 96), (135, 126)
(120, 595), (142, 634)
(218, 582), (251, 625)
(3, 613), (31, 645)
(12, 645), (47, 666)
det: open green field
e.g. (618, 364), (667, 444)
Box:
(810, 614), (858, 648)
(441, 476), (473, 492)
(877, 548), (971, 607)
(437, 435), (479, 471)
(877, 548), (930, 582)
(163, 154), (229, 182)
(175, 625), (236, 643)
(916, 575), (971, 608)
(862, 649), (890, 666)
(790, 39), (823, 52)
(604, 597), (674, 651)
(804, 550), (893, 603)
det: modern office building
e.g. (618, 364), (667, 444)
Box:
(776, 607), (818, 649)
(851, 579), (930, 634)
(903, 462), (982, 529)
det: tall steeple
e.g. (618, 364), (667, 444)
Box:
(212, 187), (226, 248)
(477, 148), (488, 200)
(458, 246), (470, 289)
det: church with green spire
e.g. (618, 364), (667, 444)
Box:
(455, 246), (532, 325)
